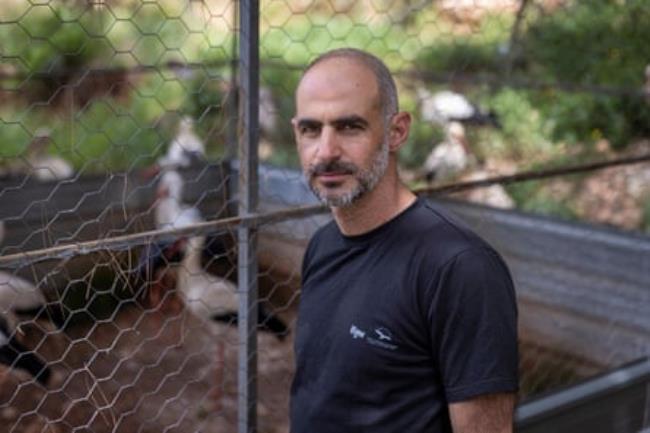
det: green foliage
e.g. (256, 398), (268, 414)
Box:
(414, 14), (512, 75)
(260, 64), (302, 145)
(0, 121), (32, 159)
(183, 60), (303, 167)
(533, 91), (650, 150)
(180, 68), (232, 160)
(51, 107), (158, 173)
(0, 3), (231, 73)
(521, 0), (650, 87)
(416, 41), (501, 76)
(184, 72), (228, 122)
(263, 148), (301, 168)
(1, 0), (647, 194)
(0, 110), (53, 164)
(261, 14), (411, 68)
(474, 88), (555, 160)
(414, 0), (650, 150)
(46, 75), (183, 173)
(1, 6), (112, 72)
(506, 180), (577, 221)
(0, 2), (238, 172)
(518, 0), (650, 147)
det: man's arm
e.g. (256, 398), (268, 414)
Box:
(449, 392), (516, 433)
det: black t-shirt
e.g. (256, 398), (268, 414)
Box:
(290, 198), (518, 433)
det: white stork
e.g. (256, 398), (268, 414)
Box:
(422, 122), (475, 182)
(148, 170), (288, 339)
(0, 230), (56, 388)
(417, 88), (500, 128)
(0, 222), (52, 320)
(9, 128), (75, 182)
(139, 169), (288, 406)
(157, 116), (206, 170)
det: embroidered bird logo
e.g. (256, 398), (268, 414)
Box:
(375, 327), (392, 341)
(350, 325), (366, 339)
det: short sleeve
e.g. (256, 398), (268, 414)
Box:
(428, 247), (519, 402)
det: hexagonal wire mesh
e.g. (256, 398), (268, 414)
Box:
(0, 0), (649, 432)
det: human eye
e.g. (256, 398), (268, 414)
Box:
(339, 121), (364, 134)
(335, 117), (367, 134)
(298, 122), (320, 137)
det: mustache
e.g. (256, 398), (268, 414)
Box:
(308, 160), (358, 177)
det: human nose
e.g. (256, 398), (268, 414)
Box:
(315, 127), (341, 161)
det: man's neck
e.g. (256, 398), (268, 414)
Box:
(331, 174), (417, 236)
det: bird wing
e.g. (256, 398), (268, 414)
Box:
(161, 132), (205, 169)
(30, 157), (74, 181)
(432, 91), (476, 120)
(157, 199), (203, 231)
(173, 205), (203, 229)
(178, 131), (205, 155)
(423, 141), (468, 181)
(183, 274), (239, 318)
(158, 145), (187, 168)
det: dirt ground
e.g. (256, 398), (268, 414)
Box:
(0, 303), (593, 433)
(0, 303), (296, 433)
(0, 259), (600, 433)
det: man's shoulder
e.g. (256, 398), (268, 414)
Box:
(402, 198), (493, 253)
(387, 199), (512, 287)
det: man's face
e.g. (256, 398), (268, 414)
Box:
(293, 58), (390, 207)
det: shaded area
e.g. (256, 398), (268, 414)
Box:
(0, 302), (293, 433)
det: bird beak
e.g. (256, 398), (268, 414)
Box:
(141, 164), (161, 180)
(166, 238), (187, 262)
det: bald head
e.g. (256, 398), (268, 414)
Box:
(298, 48), (399, 121)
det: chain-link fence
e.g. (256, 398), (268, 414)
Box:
(1, 1), (649, 432)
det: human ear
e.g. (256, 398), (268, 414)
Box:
(388, 112), (411, 152)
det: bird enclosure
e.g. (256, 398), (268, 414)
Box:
(1, 1), (649, 433)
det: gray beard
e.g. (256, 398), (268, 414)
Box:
(308, 138), (389, 208)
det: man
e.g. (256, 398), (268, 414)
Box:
(290, 48), (518, 433)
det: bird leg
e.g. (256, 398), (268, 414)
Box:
(208, 339), (226, 413)
(145, 267), (180, 330)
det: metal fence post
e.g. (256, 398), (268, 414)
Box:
(227, 0), (240, 160)
(238, 1), (259, 433)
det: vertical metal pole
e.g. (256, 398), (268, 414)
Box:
(226, 0), (240, 160)
(238, 1), (259, 433)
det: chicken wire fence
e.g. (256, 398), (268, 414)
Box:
(0, 1), (649, 432)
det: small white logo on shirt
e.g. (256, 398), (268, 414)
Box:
(374, 327), (392, 341)
(350, 325), (366, 339)
(349, 324), (398, 350)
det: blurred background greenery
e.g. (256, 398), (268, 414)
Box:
(0, 0), (649, 231)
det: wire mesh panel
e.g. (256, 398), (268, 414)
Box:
(1, 0), (649, 432)
(0, 1), (248, 431)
